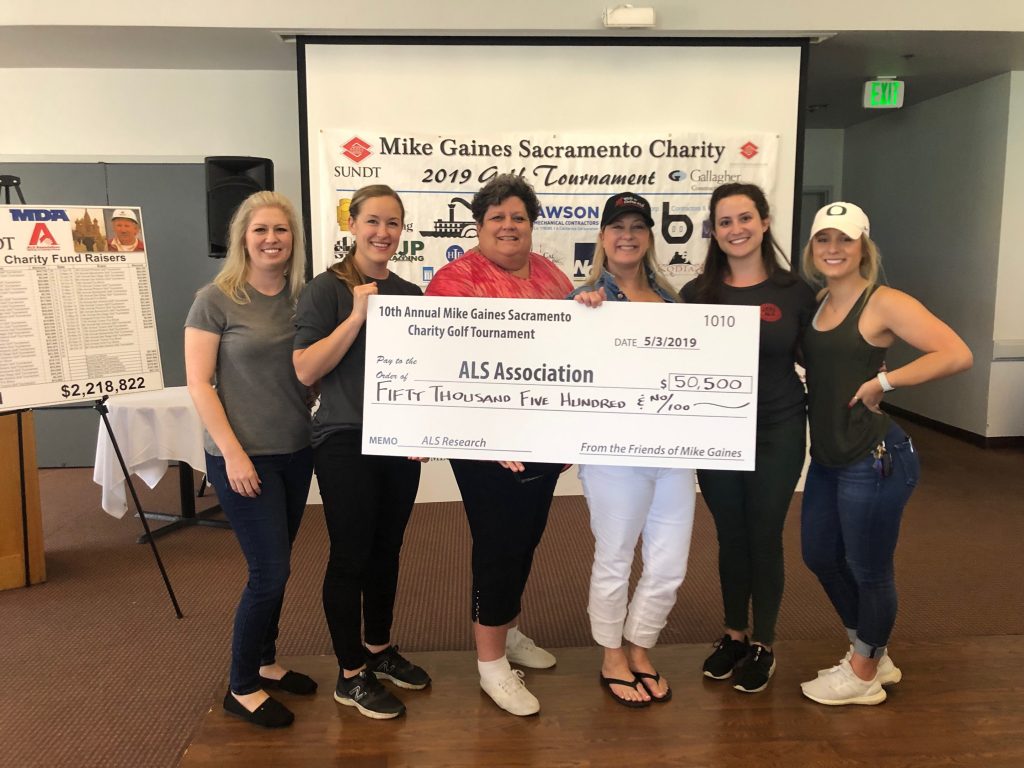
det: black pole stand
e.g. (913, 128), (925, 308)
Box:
(94, 398), (183, 618)
(15, 411), (33, 587)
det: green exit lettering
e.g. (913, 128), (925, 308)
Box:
(865, 80), (904, 109)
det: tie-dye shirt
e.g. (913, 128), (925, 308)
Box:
(425, 249), (572, 300)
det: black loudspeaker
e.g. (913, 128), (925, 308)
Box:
(204, 156), (274, 258)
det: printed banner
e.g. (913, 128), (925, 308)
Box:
(0, 205), (164, 411)
(362, 296), (760, 469)
(318, 130), (779, 289)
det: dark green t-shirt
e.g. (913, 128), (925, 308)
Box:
(294, 270), (422, 447)
(681, 274), (817, 427)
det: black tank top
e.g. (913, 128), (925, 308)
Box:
(802, 285), (889, 467)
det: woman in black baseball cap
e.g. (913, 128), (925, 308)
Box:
(570, 192), (694, 708)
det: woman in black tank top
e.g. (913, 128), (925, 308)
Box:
(798, 202), (972, 707)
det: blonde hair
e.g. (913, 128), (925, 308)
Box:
(213, 191), (306, 304)
(585, 224), (678, 301)
(328, 184), (405, 290)
(802, 233), (881, 289)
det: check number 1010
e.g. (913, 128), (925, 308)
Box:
(661, 374), (753, 393)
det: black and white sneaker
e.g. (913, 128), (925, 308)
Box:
(334, 670), (406, 720)
(702, 634), (750, 680)
(365, 645), (431, 690)
(733, 644), (776, 693)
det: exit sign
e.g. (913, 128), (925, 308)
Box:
(863, 79), (905, 109)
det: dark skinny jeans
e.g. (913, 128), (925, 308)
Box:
(697, 413), (806, 646)
(206, 447), (314, 695)
(315, 430), (421, 671)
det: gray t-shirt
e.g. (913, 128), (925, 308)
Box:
(294, 270), (422, 447)
(185, 283), (311, 456)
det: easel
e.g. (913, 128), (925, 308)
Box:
(55, 398), (184, 618)
(1, 176), (181, 616)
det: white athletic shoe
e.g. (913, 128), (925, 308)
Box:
(817, 646), (902, 685)
(480, 668), (540, 716)
(506, 629), (557, 669)
(801, 659), (887, 706)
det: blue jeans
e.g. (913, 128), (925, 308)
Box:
(800, 423), (919, 659)
(206, 447), (314, 694)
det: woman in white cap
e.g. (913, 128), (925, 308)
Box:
(571, 192), (695, 707)
(798, 202), (972, 706)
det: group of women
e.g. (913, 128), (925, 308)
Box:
(184, 173), (971, 727)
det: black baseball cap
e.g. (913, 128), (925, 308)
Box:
(600, 192), (654, 228)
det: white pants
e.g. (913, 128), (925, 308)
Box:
(580, 464), (696, 649)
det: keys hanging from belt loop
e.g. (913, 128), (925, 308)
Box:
(872, 440), (892, 478)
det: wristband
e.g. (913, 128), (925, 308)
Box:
(877, 372), (895, 392)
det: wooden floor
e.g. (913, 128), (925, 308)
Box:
(181, 637), (1024, 768)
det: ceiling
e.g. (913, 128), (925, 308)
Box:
(2, 26), (1023, 129)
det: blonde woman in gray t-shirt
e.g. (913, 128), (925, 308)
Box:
(185, 191), (314, 729)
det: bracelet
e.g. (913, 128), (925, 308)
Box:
(877, 371), (895, 392)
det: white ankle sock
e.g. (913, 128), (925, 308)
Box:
(478, 656), (512, 681)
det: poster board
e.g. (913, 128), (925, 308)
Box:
(0, 204), (164, 411)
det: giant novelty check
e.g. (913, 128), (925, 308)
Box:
(363, 296), (760, 469)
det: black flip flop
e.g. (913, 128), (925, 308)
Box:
(599, 673), (651, 708)
(633, 670), (672, 703)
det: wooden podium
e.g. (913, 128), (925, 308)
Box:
(0, 411), (46, 589)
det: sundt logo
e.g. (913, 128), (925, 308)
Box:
(342, 137), (373, 163)
(27, 223), (59, 250)
(739, 142), (759, 159)
(445, 245), (465, 262)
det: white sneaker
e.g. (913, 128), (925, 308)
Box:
(817, 646), (902, 685)
(480, 668), (540, 716)
(506, 630), (556, 669)
(801, 659), (887, 706)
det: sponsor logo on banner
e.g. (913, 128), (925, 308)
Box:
(341, 137), (373, 163)
(537, 203), (600, 227)
(445, 245), (465, 262)
(422, 266), (434, 282)
(573, 243), (595, 280)
(761, 303), (782, 322)
(701, 218), (713, 239)
(28, 223), (59, 250)
(9, 208), (70, 222)
(420, 198), (477, 239)
(668, 170), (688, 182)
(333, 237), (352, 257)
(739, 141), (759, 160)
(334, 165), (381, 178)
(664, 250), (700, 278)
(661, 203), (694, 245)
(392, 240), (425, 261)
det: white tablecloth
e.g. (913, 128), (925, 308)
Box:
(93, 387), (208, 517)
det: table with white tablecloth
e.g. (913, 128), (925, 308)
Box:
(93, 386), (228, 540)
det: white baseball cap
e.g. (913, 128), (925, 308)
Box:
(111, 208), (139, 224)
(810, 202), (869, 239)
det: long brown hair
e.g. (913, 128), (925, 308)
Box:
(691, 183), (791, 304)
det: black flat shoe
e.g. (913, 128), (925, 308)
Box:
(223, 690), (294, 728)
(259, 670), (318, 695)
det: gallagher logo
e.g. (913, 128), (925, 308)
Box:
(760, 303), (782, 322)
(668, 170), (688, 182)
(341, 137), (373, 163)
(445, 245), (465, 262)
(739, 141), (759, 160)
(28, 223), (60, 250)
